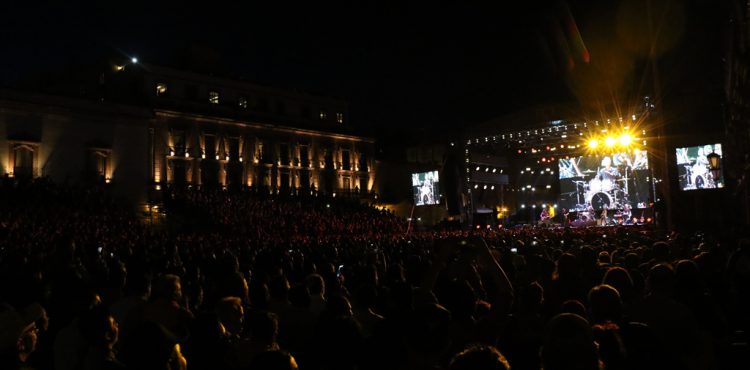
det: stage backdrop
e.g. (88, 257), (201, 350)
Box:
(558, 150), (650, 211)
(675, 143), (724, 191)
(412, 170), (441, 206)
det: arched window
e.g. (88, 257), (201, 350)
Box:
(11, 143), (38, 179)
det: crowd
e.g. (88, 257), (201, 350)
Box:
(1, 178), (749, 370)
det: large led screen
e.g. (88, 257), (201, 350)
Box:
(412, 170), (440, 206)
(558, 150), (650, 211)
(676, 143), (724, 190)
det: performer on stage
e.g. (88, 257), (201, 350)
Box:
(598, 156), (620, 182)
(419, 179), (433, 205)
(622, 203), (632, 220)
(632, 148), (648, 170)
(540, 206), (550, 225)
(599, 205), (608, 226)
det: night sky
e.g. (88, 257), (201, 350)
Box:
(0, 1), (724, 138)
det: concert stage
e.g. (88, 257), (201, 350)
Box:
(463, 110), (660, 229)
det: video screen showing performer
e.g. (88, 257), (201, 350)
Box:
(558, 150), (650, 214)
(676, 143), (724, 190)
(412, 170), (441, 206)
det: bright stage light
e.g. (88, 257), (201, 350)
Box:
(131, 57), (138, 63)
(619, 134), (633, 146)
(605, 136), (616, 147)
(588, 139), (599, 149)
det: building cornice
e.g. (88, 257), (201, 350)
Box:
(154, 109), (375, 144)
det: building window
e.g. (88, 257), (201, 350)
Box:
(170, 130), (186, 156)
(336, 112), (344, 124)
(87, 149), (111, 182)
(300, 145), (309, 168)
(280, 143), (289, 166)
(209, 91), (220, 104)
(259, 141), (272, 164)
(229, 137), (240, 161)
(204, 135), (216, 160)
(238, 96), (248, 109)
(359, 152), (368, 172)
(280, 171), (290, 190)
(156, 82), (168, 96)
(324, 148), (334, 169)
(342, 150), (350, 170)
(12, 144), (36, 179)
(319, 110), (328, 120)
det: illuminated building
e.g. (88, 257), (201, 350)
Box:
(0, 62), (376, 201)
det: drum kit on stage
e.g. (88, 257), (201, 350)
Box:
(681, 162), (716, 189)
(568, 170), (632, 224)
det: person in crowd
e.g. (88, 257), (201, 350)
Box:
(449, 344), (510, 370)
(233, 312), (281, 368)
(248, 350), (298, 370)
(143, 274), (194, 341)
(119, 321), (187, 370)
(78, 305), (125, 370)
(306, 274), (327, 317)
(215, 296), (244, 340)
(0, 303), (45, 370)
(541, 313), (602, 370)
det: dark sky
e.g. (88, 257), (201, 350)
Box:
(0, 1), (724, 137)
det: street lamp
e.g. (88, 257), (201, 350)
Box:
(707, 152), (721, 183)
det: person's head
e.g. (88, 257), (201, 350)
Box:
(249, 280), (270, 310)
(306, 274), (325, 297)
(250, 350), (298, 370)
(541, 313), (602, 370)
(555, 253), (579, 280)
(449, 344), (510, 370)
(125, 271), (151, 299)
(79, 305), (119, 350)
(0, 303), (44, 363)
(588, 284), (622, 324)
(597, 251), (610, 265)
(268, 276), (290, 302)
(518, 281), (544, 313)
(602, 267), (634, 302)
(651, 241), (670, 262)
(647, 263), (675, 297)
(675, 259), (702, 294)
(215, 296), (244, 336)
(249, 312), (279, 344)
(288, 284), (311, 308)
(219, 272), (250, 304)
(601, 157), (611, 168)
(442, 280), (477, 320)
(151, 274), (182, 302)
(623, 253), (640, 270)
(591, 322), (626, 370)
(324, 295), (353, 318)
(561, 300), (587, 318)
(120, 321), (186, 370)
